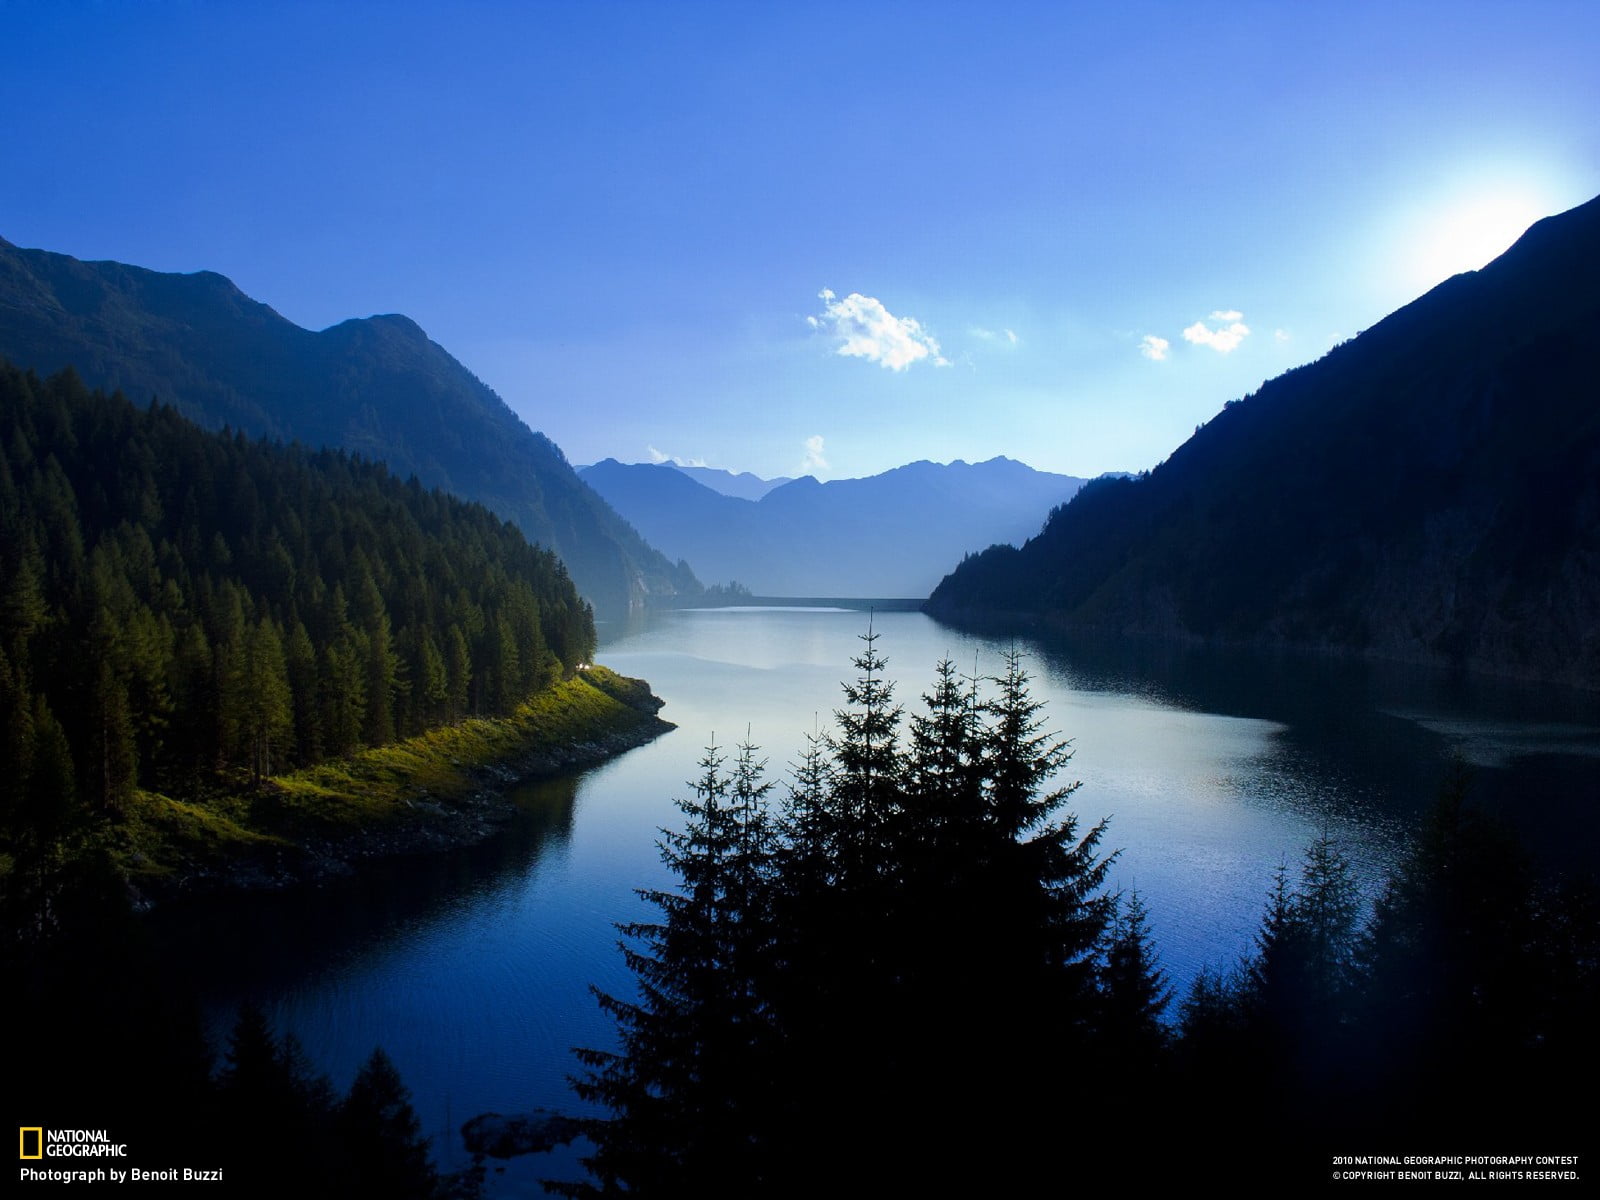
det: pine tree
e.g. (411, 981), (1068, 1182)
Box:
(337, 1048), (438, 1200)
(89, 659), (138, 810)
(981, 649), (1114, 1005)
(565, 638), (1130, 1195)
(903, 656), (985, 850)
(216, 1003), (339, 1189)
(562, 741), (779, 1196)
(1295, 832), (1360, 1014)
(1355, 781), (1537, 1131)
(1099, 889), (1172, 1072)
(413, 630), (449, 729)
(444, 625), (471, 722)
(1232, 834), (1363, 1074)
(237, 617), (293, 783)
(822, 623), (903, 890)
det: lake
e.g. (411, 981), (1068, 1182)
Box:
(149, 605), (1600, 1192)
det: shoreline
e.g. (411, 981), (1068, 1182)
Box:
(921, 603), (1600, 694)
(114, 665), (675, 908)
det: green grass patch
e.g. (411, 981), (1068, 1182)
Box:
(109, 787), (291, 886)
(262, 665), (664, 837)
(93, 665), (666, 894)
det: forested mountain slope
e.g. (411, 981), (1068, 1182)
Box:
(0, 237), (698, 616)
(927, 195), (1600, 688)
(0, 359), (595, 817)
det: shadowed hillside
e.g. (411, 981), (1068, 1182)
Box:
(0, 238), (699, 618)
(927, 195), (1600, 689)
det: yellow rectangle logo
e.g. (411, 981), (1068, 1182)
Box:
(20, 1127), (43, 1159)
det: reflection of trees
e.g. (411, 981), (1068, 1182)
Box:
(149, 774), (583, 997)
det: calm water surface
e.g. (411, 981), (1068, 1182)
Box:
(151, 607), (1600, 1191)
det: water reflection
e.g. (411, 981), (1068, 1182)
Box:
(151, 776), (582, 1004)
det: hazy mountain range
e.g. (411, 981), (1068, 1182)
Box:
(0, 236), (698, 618)
(669, 464), (792, 501)
(928, 194), (1600, 689)
(579, 457), (1089, 598)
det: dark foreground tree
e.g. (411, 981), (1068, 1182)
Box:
(1175, 831), (1363, 1141)
(1351, 780), (1598, 1143)
(212, 1005), (449, 1198)
(558, 638), (1130, 1195)
(1098, 889), (1172, 1086)
(337, 1048), (439, 1200)
(215, 1003), (341, 1193)
(557, 741), (779, 1196)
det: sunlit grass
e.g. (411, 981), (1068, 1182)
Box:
(107, 665), (665, 890)
(112, 788), (290, 884)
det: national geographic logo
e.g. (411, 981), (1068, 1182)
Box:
(17, 1127), (127, 1157)
(17, 1127), (224, 1185)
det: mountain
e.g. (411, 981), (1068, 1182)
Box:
(926, 195), (1600, 689)
(0, 357), (596, 799)
(579, 457), (1090, 597)
(671, 464), (792, 500)
(0, 236), (698, 618)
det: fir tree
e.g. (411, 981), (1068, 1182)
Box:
(561, 741), (779, 1197)
(565, 639), (1126, 1194)
(337, 1048), (438, 1200)
(216, 1003), (339, 1190)
(1099, 889), (1172, 1072)
(822, 623), (903, 890)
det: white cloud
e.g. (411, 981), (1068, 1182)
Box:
(1182, 311), (1251, 353)
(810, 288), (949, 370)
(970, 326), (1020, 346)
(1274, 328), (1291, 343)
(1139, 334), (1170, 361)
(801, 434), (828, 473)
(646, 445), (707, 468)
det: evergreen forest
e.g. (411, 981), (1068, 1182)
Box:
(0, 358), (596, 926)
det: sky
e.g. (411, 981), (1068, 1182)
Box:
(3, 0), (1597, 481)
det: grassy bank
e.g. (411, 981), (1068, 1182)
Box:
(107, 665), (672, 898)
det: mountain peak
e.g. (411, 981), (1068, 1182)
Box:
(0, 237), (699, 616)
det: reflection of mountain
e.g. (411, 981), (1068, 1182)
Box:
(579, 457), (1089, 597)
(928, 195), (1600, 690)
(0, 237), (697, 617)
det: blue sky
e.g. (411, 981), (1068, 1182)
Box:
(3, 1), (1597, 480)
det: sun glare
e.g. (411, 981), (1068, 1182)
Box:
(1403, 185), (1556, 292)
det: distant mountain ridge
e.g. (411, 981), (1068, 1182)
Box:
(926, 195), (1600, 688)
(579, 456), (1090, 597)
(0, 236), (698, 617)
(672, 464), (792, 500)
